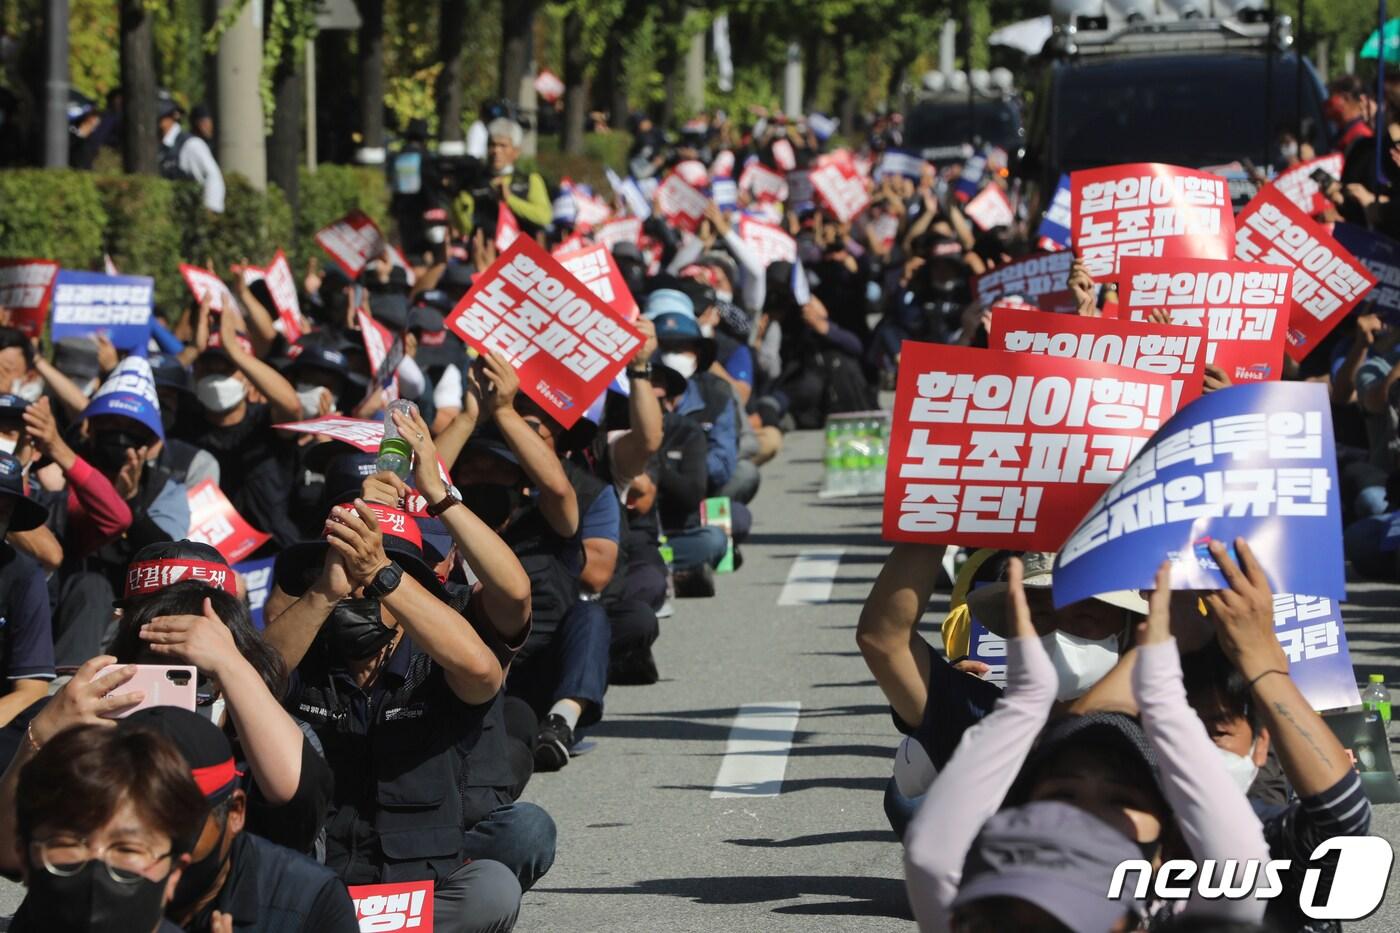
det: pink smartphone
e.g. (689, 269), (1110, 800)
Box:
(96, 665), (198, 718)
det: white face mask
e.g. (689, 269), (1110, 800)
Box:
(715, 289), (733, 304)
(1280, 141), (1299, 161)
(660, 352), (698, 379)
(1039, 628), (1120, 701)
(1217, 742), (1260, 795)
(195, 374), (247, 413)
(0, 436), (15, 456)
(10, 379), (42, 403)
(295, 383), (329, 418)
(699, 323), (716, 338)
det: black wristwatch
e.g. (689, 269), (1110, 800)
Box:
(364, 562), (404, 599)
(426, 491), (461, 517)
(627, 363), (653, 381)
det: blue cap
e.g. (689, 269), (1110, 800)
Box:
(652, 311), (702, 342)
(82, 357), (164, 441)
(0, 394), (30, 420)
(644, 288), (695, 321)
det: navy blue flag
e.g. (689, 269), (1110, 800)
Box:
(1053, 382), (1343, 606)
(50, 270), (153, 352)
(1331, 222), (1400, 323)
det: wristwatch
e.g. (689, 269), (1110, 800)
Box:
(426, 491), (462, 517)
(364, 562), (404, 599)
(627, 363), (653, 381)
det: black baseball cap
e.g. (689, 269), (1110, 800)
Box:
(0, 454), (47, 532)
(0, 393), (30, 420)
(121, 707), (238, 804)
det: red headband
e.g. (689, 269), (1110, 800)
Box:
(124, 560), (238, 599)
(191, 758), (239, 800)
(356, 502), (423, 551)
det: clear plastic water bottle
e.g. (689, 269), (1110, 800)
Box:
(823, 421), (842, 494)
(376, 399), (419, 479)
(1362, 673), (1392, 724)
(838, 421), (862, 495)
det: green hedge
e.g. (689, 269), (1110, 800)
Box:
(0, 170), (107, 270)
(0, 165), (389, 320)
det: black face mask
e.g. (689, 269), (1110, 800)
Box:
(89, 434), (143, 474)
(322, 598), (397, 664)
(167, 814), (230, 918)
(20, 860), (169, 932)
(460, 484), (523, 530)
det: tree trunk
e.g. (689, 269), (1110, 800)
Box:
(435, 0), (467, 152)
(499, 0), (536, 105)
(120, 0), (157, 175)
(268, 46), (301, 213)
(802, 34), (820, 115)
(216, 0), (266, 188)
(833, 30), (856, 133)
(561, 10), (587, 155)
(357, 0), (386, 164)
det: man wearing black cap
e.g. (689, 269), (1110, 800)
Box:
(0, 453), (55, 727)
(184, 306), (302, 548)
(123, 707), (358, 933)
(261, 467), (550, 930)
(158, 92), (224, 213)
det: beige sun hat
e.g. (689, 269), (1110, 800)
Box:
(964, 551), (1149, 637)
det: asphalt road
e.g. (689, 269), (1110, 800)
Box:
(517, 427), (1400, 932)
(0, 427), (1395, 930)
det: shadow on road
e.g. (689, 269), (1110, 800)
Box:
(538, 874), (911, 920)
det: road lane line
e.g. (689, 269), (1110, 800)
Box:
(711, 702), (802, 798)
(777, 548), (846, 606)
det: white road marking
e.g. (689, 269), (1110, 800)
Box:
(777, 548), (846, 606)
(711, 702), (802, 798)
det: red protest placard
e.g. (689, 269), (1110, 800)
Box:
(1120, 256), (1291, 382)
(596, 218), (642, 251)
(496, 201), (522, 253)
(179, 264), (237, 311)
(0, 259), (58, 338)
(772, 138), (797, 171)
(554, 242), (639, 322)
(1070, 163), (1234, 279)
(973, 251), (1075, 306)
(348, 880), (433, 932)
(1269, 154), (1344, 217)
(965, 184), (1015, 231)
(674, 160), (709, 189)
(712, 150), (735, 178)
(989, 305), (1205, 414)
(656, 173), (708, 233)
(809, 159), (871, 223)
(356, 309), (401, 402)
(739, 162), (789, 203)
(187, 480), (270, 564)
(274, 415), (383, 450)
(262, 250), (303, 342)
(1234, 186), (1375, 361)
(882, 343), (1175, 550)
(738, 217), (797, 268)
(444, 238), (643, 428)
(314, 210), (384, 279)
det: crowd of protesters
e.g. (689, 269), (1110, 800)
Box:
(0, 67), (1391, 932)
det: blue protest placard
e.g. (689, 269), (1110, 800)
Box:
(1272, 593), (1361, 712)
(877, 149), (926, 181)
(50, 270), (153, 352)
(965, 617), (1008, 690)
(1035, 174), (1072, 251)
(711, 177), (738, 212)
(235, 557), (277, 630)
(1330, 223), (1400, 324)
(1053, 382), (1343, 606)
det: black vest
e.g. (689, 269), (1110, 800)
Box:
(287, 642), (512, 885)
(158, 130), (195, 181)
